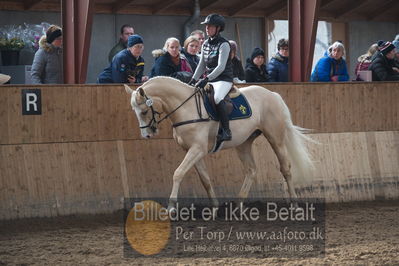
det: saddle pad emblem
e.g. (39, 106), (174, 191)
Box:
(239, 105), (247, 115)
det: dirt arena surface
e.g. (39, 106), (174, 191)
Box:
(1, 200), (398, 265)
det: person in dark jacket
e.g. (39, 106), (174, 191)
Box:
(108, 24), (134, 63)
(31, 25), (63, 84)
(181, 35), (200, 72)
(310, 41), (349, 82)
(245, 47), (269, 83)
(229, 40), (245, 83)
(393, 34), (399, 66)
(392, 34), (399, 71)
(268, 38), (289, 82)
(369, 40), (399, 81)
(98, 34), (147, 84)
(189, 14), (234, 141)
(150, 37), (193, 83)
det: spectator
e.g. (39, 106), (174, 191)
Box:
(108, 24), (134, 63)
(268, 38), (289, 82)
(98, 34), (147, 84)
(0, 73), (11, 84)
(310, 41), (349, 82)
(181, 36), (200, 72)
(354, 43), (378, 80)
(229, 40), (245, 83)
(31, 25), (63, 84)
(150, 37), (193, 83)
(368, 40), (399, 81)
(245, 47), (269, 82)
(190, 30), (205, 49)
(393, 34), (399, 65)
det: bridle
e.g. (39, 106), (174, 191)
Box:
(138, 94), (161, 132)
(138, 87), (209, 132)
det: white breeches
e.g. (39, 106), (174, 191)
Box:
(210, 80), (233, 104)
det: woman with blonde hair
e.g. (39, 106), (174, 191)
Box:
(31, 25), (63, 84)
(355, 43), (378, 80)
(181, 35), (200, 72)
(150, 37), (192, 83)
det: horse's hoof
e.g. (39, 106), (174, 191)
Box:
(211, 199), (219, 208)
(292, 201), (303, 211)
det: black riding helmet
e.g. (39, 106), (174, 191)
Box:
(201, 14), (225, 32)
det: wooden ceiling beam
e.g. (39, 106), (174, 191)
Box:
(24, 0), (42, 10)
(152, 0), (179, 14)
(229, 0), (261, 16)
(200, 0), (222, 10)
(334, 0), (368, 18)
(264, 0), (287, 17)
(320, 0), (337, 8)
(112, 0), (138, 13)
(366, 0), (398, 20)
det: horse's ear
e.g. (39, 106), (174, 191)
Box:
(124, 84), (133, 94)
(135, 87), (146, 104)
(138, 87), (145, 97)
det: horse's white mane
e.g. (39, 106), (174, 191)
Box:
(132, 76), (193, 107)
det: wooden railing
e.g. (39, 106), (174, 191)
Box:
(0, 82), (398, 219)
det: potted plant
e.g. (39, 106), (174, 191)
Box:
(0, 25), (25, 65)
(0, 23), (50, 66)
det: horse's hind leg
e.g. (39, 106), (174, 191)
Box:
(194, 159), (219, 207)
(268, 139), (298, 201)
(235, 137), (257, 199)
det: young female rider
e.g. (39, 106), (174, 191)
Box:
(189, 14), (234, 141)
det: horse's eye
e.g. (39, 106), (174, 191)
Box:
(141, 110), (148, 115)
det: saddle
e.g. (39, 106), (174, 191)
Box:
(202, 84), (252, 121)
(203, 84), (239, 118)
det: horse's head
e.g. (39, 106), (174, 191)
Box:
(125, 84), (161, 139)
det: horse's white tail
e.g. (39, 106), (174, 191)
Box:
(277, 93), (315, 185)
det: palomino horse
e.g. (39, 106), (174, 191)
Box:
(125, 77), (314, 209)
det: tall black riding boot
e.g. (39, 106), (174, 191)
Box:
(216, 100), (232, 141)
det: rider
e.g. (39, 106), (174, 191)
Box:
(189, 14), (234, 141)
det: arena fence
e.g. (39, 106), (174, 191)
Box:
(0, 82), (398, 219)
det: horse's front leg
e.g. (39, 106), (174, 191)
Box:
(168, 145), (206, 211)
(194, 159), (219, 208)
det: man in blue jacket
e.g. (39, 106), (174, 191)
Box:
(268, 38), (289, 82)
(98, 34), (148, 84)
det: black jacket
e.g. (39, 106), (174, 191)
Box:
(202, 34), (233, 82)
(150, 51), (180, 78)
(231, 57), (245, 81)
(245, 59), (269, 82)
(150, 50), (193, 83)
(369, 52), (399, 81)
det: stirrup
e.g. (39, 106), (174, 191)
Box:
(217, 128), (232, 141)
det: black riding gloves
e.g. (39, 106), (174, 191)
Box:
(195, 77), (209, 89)
(188, 78), (197, 86)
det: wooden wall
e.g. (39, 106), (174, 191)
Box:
(1, 82), (399, 145)
(0, 82), (398, 219)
